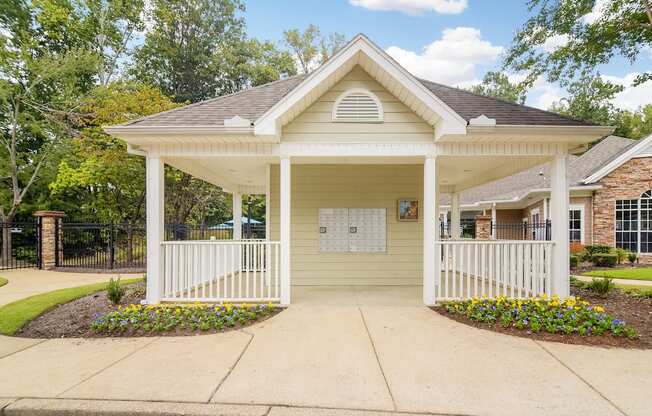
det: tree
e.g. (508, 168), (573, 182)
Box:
(0, 0), (146, 262)
(49, 82), (177, 263)
(283, 25), (346, 73)
(548, 73), (624, 125)
(504, 0), (652, 88)
(611, 105), (652, 139)
(132, 0), (248, 103)
(468, 71), (528, 104)
(164, 169), (229, 226)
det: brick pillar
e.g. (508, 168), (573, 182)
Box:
(33, 211), (65, 269)
(475, 214), (492, 240)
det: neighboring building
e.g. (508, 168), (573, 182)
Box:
(456, 134), (652, 264)
(106, 34), (612, 305)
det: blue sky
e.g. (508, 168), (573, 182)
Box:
(244, 0), (651, 111)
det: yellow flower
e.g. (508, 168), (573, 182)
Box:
(594, 306), (605, 313)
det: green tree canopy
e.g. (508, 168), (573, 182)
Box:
(283, 24), (346, 73)
(504, 0), (652, 88)
(467, 71), (528, 104)
(612, 105), (652, 139)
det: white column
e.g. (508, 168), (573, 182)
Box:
(491, 203), (497, 240)
(265, 164), (271, 241)
(146, 155), (164, 304)
(232, 192), (242, 240)
(423, 157), (439, 305)
(280, 157), (291, 305)
(451, 192), (461, 239)
(550, 153), (570, 297)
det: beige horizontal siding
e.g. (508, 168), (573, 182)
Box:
(281, 66), (434, 143)
(270, 164), (424, 286)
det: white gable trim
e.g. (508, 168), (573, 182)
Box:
(583, 133), (652, 184)
(254, 34), (467, 139)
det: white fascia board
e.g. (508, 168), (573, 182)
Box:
(254, 34), (467, 138)
(462, 185), (602, 210)
(583, 132), (652, 184)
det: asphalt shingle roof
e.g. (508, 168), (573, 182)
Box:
(123, 69), (593, 128)
(454, 136), (635, 206)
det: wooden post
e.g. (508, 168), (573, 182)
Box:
(280, 157), (291, 305)
(550, 153), (570, 297)
(423, 156), (439, 305)
(146, 155), (164, 304)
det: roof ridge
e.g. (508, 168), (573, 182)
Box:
(418, 78), (596, 126)
(121, 74), (308, 127)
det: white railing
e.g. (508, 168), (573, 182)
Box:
(435, 240), (554, 301)
(161, 240), (281, 303)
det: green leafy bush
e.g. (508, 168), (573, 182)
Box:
(628, 252), (638, 264)
(585, 244), (612, 255)
(442, 295), (636, 338)
(614, 248), (627, 264)
(91, 303), (276, 335)
(107, 277), (125, 305)
(591, 253), (618, 267)
(570, 255), (579, 268)
(585, 277), (615, 296)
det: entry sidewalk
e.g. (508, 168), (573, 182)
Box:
(0, 286), (649, 415)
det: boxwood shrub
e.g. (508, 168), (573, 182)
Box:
(591, 253), (618, 267)
(570, 255), (579, 268)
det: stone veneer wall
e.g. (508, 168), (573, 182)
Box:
(593, 157), (652, 264)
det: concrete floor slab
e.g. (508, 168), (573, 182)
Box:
(4, 398), (269, 416)
(213, 306), (394, 411)
(541, 342), (652, 416)
(0, 335), (43, 359)
(0, 338), (152, 398)
(292, 285), (421, 307)
(361, 306), (622, 416)
(61, 332), (252, 402)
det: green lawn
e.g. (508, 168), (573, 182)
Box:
(0, 276), (7, 288)
(584, 267), (652, 281)
(0, 277), (143, 336)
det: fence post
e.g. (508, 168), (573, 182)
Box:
(474, 215), (492, 240)
(33, 211), (65, 270)
(108, 223), (115, 269)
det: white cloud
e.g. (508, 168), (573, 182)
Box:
(540, 34), (569, 53)
(602, 73), (652, 111)
(582, 0), (608, 24)
(350, 0), (468, 16)
(386, 27), (503, 85)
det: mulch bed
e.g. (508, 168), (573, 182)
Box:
(17, 283), (281, 339)
(433, 286), (652, 349)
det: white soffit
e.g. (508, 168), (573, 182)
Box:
(254, 34), (467, 139)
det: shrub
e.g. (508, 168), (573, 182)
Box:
(585, 277), (615, 296)
(107, 277), (125, 306)
(570, 242), (585, 254)
(442, 295), (636, 338)
(628, 252), (638, 264)
(585, 244), (612, 256)
(591, 253), (618, 267)
(570, 255), (579, 268)
(614, 248), (627, 264)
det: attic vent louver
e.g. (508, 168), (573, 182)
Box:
(332, 89), (383, 123)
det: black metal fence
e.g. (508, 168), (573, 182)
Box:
(57, 221), (266, 270)
(0, 221), (41, 270)
(58, 222), (146, 270)
(492, 221), (551, 241)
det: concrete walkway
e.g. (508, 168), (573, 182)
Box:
(0, 285), (650, 415)
(0, 269), (142, 306)
(574, 274), (652, 287)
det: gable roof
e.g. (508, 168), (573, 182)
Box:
(454, 136), (636, 206)
(119, 34), (595, 130)
(583, 133), (652, 184)
(122, 71), (593, 128)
